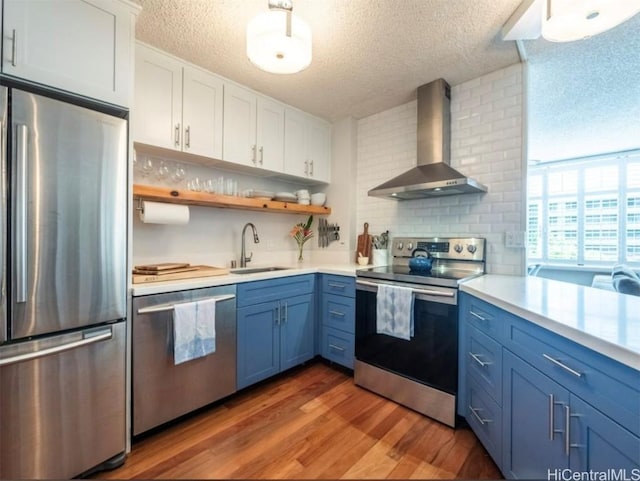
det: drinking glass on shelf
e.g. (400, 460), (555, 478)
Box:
(203, 178), (215, 193)
(155, 160), (170, 182)
(187, 177), (202, 192)
(171, 163), (187, 186)
(139, 157), (154, 178)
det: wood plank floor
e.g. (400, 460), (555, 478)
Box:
(96, 362), (501, 479)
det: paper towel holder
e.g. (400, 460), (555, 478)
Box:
(135, 197), (143, 211)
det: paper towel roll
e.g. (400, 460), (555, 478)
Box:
(139, 201), (190, 225)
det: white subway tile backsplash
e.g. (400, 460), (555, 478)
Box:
(357, 64), (526, 275)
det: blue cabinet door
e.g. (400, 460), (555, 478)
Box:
(280, 293), (314, 371)
(237, 301), (280, 389)
(569, 395), (640, 473)
(503, 350), (570, 479)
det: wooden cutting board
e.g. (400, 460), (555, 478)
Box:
(356, 222), (373, 263)
(134, 262), (191, 271)
(132, 265), (230, 284)
(133, 266), (200, 275)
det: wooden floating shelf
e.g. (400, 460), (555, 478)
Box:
(133, 184), (332, 216)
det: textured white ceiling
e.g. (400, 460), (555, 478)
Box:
(133, 0), (522, 121)
(525, 14), (640, 162)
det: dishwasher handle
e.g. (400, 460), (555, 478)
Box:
(136, 294), (236, 315)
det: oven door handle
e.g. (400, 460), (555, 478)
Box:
(355, 280), (455, 298)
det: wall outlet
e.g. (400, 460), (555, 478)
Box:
(505, 231), (526, 249)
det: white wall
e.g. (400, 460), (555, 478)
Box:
(356, 64), (526, 275)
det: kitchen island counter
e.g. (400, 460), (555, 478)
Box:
(461, 274), (640, 370)
(131, 262), (359, 297)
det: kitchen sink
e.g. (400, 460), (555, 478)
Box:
(230, 266), (290, 274)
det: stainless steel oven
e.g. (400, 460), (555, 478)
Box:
(355, 237), (485, 427)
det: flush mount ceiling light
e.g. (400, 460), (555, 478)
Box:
(542, 0), (640, 42)
(246, 0), (312, 74)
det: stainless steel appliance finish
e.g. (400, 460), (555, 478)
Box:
(132, 285), (237, 436)
(0, 86), (128, 479)
(9, 89), (127, 340)
(0, 323), (126, 478)
(368, 79), (488, 200)
(355, 236), (486, 427)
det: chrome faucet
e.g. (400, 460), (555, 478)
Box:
(240, 222), (260, 267)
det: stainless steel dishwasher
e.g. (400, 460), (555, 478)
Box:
(132, 284), (237, 436)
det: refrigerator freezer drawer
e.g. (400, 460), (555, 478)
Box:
(0, 321), (126, 479)
(132, 285), (237, 435)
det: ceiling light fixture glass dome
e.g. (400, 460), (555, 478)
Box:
(246, 0), (312, 74)
(542, 0), (640, 42)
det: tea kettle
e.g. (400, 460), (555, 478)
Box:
(408, 248), (433, 271)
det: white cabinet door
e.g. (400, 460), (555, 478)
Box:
(2, 0), (135, 107)
(284, 107), (310, 178)
(223, 83), (257, 167)
(257, 96), (285, 172)
(133, 44), (182, 151)
(182, 66), (223, 159)
(307, 117), (332, 182)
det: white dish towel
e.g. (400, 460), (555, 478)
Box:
(376, 284), (414, 340)
(173, 298), (217, 365)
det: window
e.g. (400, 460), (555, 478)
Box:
(527, 151), (640, 266)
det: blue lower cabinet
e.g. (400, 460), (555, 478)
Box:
(237, 301), (280, 389)
(569, 395), (640, 472)
(318, 274), (356, 369)
(237, 292), (314, 390)
(280, 294), (314, 371)
(322, 326), (355, 369)
(503, 350), (570, 479)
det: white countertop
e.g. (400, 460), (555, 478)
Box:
(131, 262), (359, 296)
(461, 275), (640, 370)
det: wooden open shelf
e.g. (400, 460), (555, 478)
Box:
(133, 184), (332, 216)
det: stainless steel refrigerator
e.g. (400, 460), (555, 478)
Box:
(0, 86), (128, 479)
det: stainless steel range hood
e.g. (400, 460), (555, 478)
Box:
(368, 79), (488, 200)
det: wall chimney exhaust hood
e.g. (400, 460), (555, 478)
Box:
(368, 79), (488, 200)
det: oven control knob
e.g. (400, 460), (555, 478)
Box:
(454, 243), (463, 253)
(397, 241), (403, 250)
(467, 244), (477, 254)
(407, 242), (413, 251)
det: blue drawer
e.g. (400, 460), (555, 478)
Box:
(322, 294), (355, 334)
(505, 315), (640, 437)
(321, 275), (355, 297)
(237, 274), (315, 307)
(466, 375), (502, 467)
(466, 323), (502, 406)
(460, 293), (506, 343)
(322, 326), (354, 369)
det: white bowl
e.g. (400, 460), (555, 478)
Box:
(298, 199), (310, 205)
(357, 257), (369, 266)
(310, 193), (326, 206)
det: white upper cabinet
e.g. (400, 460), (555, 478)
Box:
(223, 83), (285, 172)
(2, 0), (138, 107)
(284, 107), (331, 183)
(134, 43), (223, 159)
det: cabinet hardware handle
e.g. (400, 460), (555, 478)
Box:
(468, 352), (491, 367)
(328, 282), (345, 289)
(259, 146), (263, 165)
(251, 145), (257, 164)
(185, 126), (191, 148)
(564, 405), (581, 456)
(15, 124), (28, 303)
(468, 405), (492, 425)
(469, 310), (486, 322)
(274, 305), (280, 325)
(282, 301), (288, 323)
(329, 310), (345, 317)
(310, 159), (314, 176)
(543, 354), (582, 377)
(11, 29), (17, 67)
(174, 123), (180, 146)
(328, 343), (345, 352)
(548, 394), (565, 441)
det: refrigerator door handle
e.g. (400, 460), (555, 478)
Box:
(0, 328), (113, 367)
(15, 124), (28, 303)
